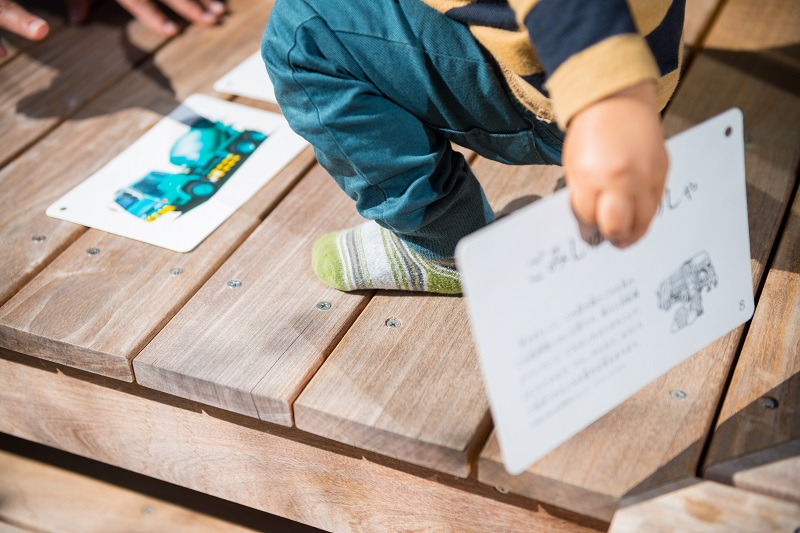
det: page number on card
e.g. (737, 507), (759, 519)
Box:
(739, 299), (746, 311)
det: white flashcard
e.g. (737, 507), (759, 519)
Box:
(47, 94), (307, 252)
(456, 109), (753, 475)
(214, 52), (277, 104)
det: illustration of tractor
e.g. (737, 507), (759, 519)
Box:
(657, 252), (718, 332)
(114, 118), (266, 221)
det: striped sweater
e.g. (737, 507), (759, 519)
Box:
(420, 0), (685, 128)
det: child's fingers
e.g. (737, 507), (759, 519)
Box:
(162, 0), (218, 25)
(570, 184), (598, 227)
(596, 191), (635, 247)
(116, 0), (178, 36)
(197, 0), (225, 16)
(627, 191), (660, 245)
(0, 0), (49, 40)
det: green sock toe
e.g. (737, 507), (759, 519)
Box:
(312, 232), (348, 291)
(311, 222), (461, 294)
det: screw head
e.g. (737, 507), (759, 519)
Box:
(87, 247), (100, 255)
(759, 397), (779, 410)
(227, 279), (242, 289)
(142, 506), (154, 515)
(671, 389), (687, 400)
(316, 301), (332, 311)
(170, 268), (184, 276)
(32, 234), (46, 243)
(385, 318), (402, 329)
(495, 486), (509, 495)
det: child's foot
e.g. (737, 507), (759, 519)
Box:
(312, 221), (461, 294)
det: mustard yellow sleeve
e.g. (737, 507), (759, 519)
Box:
(510, 0), (660, 128)
(547, 34), (659, 128)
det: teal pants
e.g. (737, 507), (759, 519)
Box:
(262, 0), (564, 257)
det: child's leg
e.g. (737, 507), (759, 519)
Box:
(263, 0), (562, 293)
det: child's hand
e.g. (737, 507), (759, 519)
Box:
(563, 81), (668, 248)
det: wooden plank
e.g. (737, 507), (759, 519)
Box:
(0, 0), (165, 169)
(706, 443), (800, 504)
(703, 185), (800, 504)
(0, 0), (315, 381)
(292, 163), (562, 478)
(608, 479), (800, 533)
(477, 0), (800, 521)
(0, 352), (604, 533)
(0, 449), (263, 533)
(133, 165), (369, 422)
(287, 0), (766, 482)
(0, 0), (278, 309)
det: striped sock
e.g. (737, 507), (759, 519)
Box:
(312, 221), (461, 294)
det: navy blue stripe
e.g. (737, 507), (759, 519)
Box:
(646, 0), (685, 75)
(524, 0), (637, 76)
(445, 0), (517, 31)
(521, 72), (549, 96)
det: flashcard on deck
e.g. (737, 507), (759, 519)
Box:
(456, 109), (753, 475)
(214, 52), (277, 104)
(47, 94), (307, 252)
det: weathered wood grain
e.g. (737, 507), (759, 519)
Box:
(133, 164), (369, 423)
(478, 0), (800, 521)
(292, 163), (562, 477)
(703, 186), (800, 504)
(0, 352), (603, 533)
(706, 442), (800, 505)
(0, 0), (165, 168)
(0, 0), (315, 382)
(0, 449), (263, 533)
(0, 0), (269, 308)
(608, 479), (800, 533)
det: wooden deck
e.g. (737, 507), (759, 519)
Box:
(0, 0), (798, 531)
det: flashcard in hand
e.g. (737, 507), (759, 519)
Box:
(214, 52), (277, 104)
(47, 94), (307, 252)
(456, 109), (753, 475)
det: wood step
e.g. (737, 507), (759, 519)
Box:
(477, 0), (800, 521)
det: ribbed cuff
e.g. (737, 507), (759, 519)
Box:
(547, 33), (660, 128)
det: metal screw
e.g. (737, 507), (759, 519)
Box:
(495, 486), (509, 495)
(227, 279), (242, 289)
(32, 234), (46, 243)
(385, 318), (402, 329)
(142, 506), (154, 516)
(759, 397), (779, 410)
(316, 301), (331, 311)
(87, 247), (100, 255)
(170, 267), (184, 276)
(671, 389), (687, 400)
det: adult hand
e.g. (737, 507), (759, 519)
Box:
(563, 81), (669, 248)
